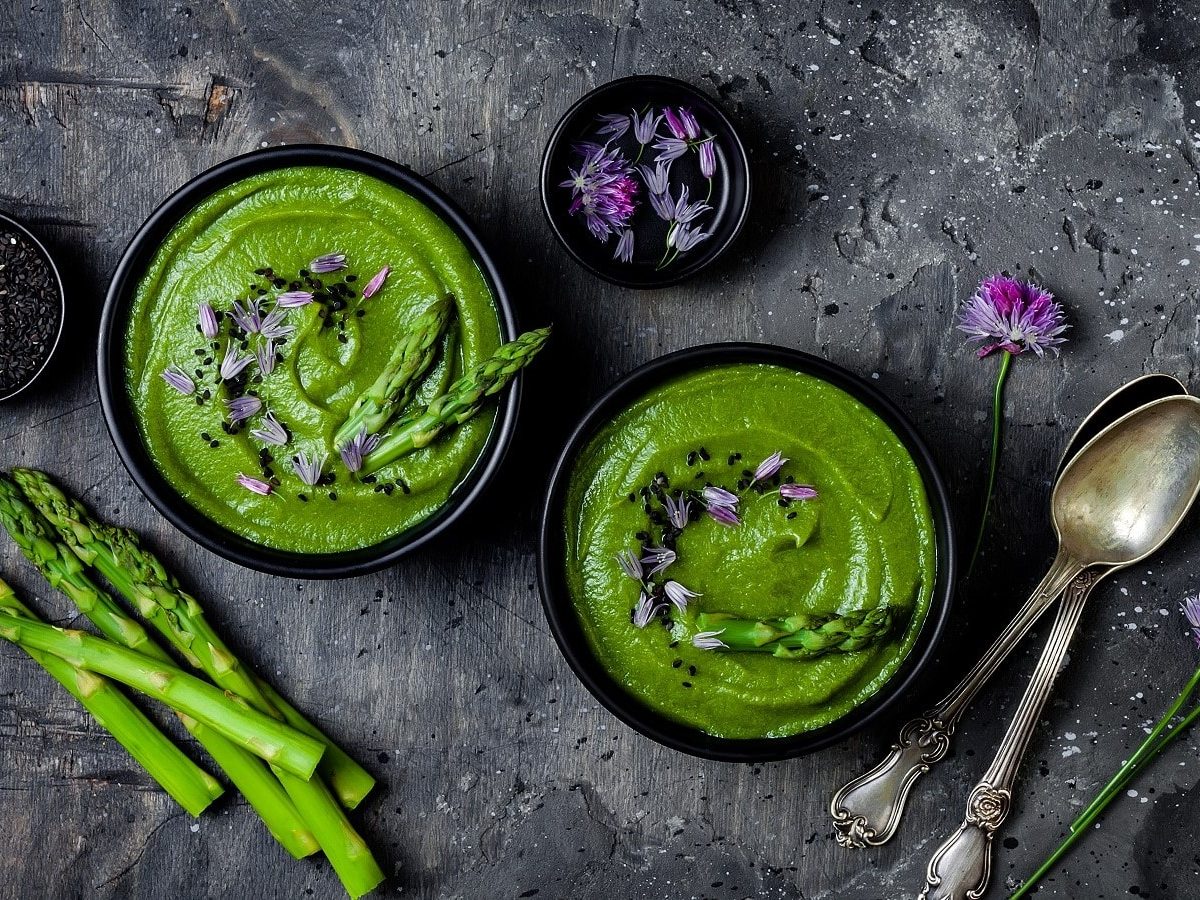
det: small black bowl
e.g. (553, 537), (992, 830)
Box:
(540, 75), (751, 289)
(538, 343), (956, 761)
(0, 212), (65, 403)
(99, 145), (519, 578)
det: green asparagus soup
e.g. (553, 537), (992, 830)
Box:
(563, 364), (937, 739)
(124, 165), (502, 553)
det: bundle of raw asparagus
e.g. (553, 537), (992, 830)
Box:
(0, 470), (383, 898)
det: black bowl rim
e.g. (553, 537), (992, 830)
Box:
(0, 211), (66, 403)
(538, 74), (752, 290)
(98, 144), (519, 578)
(537, 342), (957, 761)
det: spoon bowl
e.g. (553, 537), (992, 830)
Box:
(1052, 395), (1200, 566)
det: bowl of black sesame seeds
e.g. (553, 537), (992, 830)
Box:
(0, 213), (65, 403)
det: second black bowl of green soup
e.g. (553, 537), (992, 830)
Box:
(100, 145), (525, 578)
(539, 343), (955, 760)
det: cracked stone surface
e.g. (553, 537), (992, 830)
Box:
(2, 1), (1199, 898)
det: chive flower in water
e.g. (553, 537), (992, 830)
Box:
(160, 365), (195, 395)
(595, 112), (630, 140)
(957, 274), (1069, 574)
(560, 142), (639, 240)
(613, 229), (634, 263)
(1011, 596), (1200, 898)
(630, 109), (661, 150)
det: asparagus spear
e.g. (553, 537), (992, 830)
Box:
(694, 607), (895, 659)
(13, 470), (384, 896)
(0, 477), (319, 857)
(13, 468), (376, 809)
(334, 294), (456, 449)
(361, 326), (551, 475)
(0, 612), (325, 778)
(0, 575), (223, 816)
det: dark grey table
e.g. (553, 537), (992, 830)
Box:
(2, 1), (1198, 897)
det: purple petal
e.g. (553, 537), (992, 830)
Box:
(309, 253), (347, 274)
(652, 136), (689, 163)
(706, 504), (741, 527)
(276, 290), (314, 308)
(595, 112), (630, 140)
(225, 394), (262, 423)
(291, 449), (327, 486)
(780, 483), (818, 501)
(663, 580), (701, 613)
(613, 228), (634, 263)
(198, 302), (219, 339)
(692, 629), (728, 650)
(663, 107), (687, 140)
(957, 274), (1070, 357)
(361, 265), (391, 299)
(338, 427), (380, 473)
(219, 343), (253, 381)
(702, 486), (739, 509)
(616, 549), (643, 580)
(259, 308), (294, 341)
(1182, 595), (1200, 648)
(160, 366), (195, 395)
(699, 137), (717, 179)
(632, 593), (662, 629)
(249, 411), (289, 446)
(256, 340), (278, 375)
(229, 299), (264, 334)
(236, 474), (273, 496)
(677, 107), (701, 140)
(752, 451), (787, 483)
(631, 109), (662, 145)
(640, 546), (677, 577)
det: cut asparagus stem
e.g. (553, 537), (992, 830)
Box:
(254, 677), (376, 809)
(694, 607), (895, 658)
(14, 468), (377, 808)
(11, 470), (383, 892)
(334, 294), (456, 448)
(0, 476), (319, 857)
(0, 576), (223, 817)
(0, 612), (325, 778)
(361, 326), (551, 475)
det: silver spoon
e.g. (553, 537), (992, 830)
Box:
(831, 374), (1187, 849)
(920, 392), (1200, 900)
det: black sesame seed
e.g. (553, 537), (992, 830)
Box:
(672, 659), (682, 669)
(682, 681), (693, 688)
(210, 440), (220, 448)
(686, 451), (697, 466)
(328, 491), (338, 500)
(786, 511), (797, 519)
(698, 447), (710, 461)
(298, 493), (308, 502)
(688, 665), (697, 676)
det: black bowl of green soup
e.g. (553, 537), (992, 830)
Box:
(100, 146), (519, 578)
(539, 343), (955, 760)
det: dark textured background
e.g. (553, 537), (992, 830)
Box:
(2, 1), (1200, 897)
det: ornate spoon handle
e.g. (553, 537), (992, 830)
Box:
(918, 568), (1102, 900)
(830, 552), (1083, 848)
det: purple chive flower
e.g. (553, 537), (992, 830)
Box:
(662, 492), (691, 529)
(652, 135), (689, 164)
(259, 307), (294, 341)
(225, 394), (262, 424)
(616, 549), (644, 581)
(670, 223), (713, 253)
(276, 290), (314, 308)
(706, 503), (741, 527)
(663, 580), (701, 614)
(338, 427), (380, 473)
(249, 410), (289, 446)
(561, 142), (640, 240)
(632, 593), (661, 629)
(1182, 595), (1200, 648)
(957, 274), (1070, 358)
(614, 228), (634, 263)
(198, 302), (219, 339)
(631, 108), (661, 145)
(595, 112), (630, 140)
(310, 252), (347, 274)
(698, 136), (717, 179)
(752, 451), (788, 483)
(160, 365), (195, 395)
(703, 486), (739, 509)
(668, 184), (711, 225)
(650, 190), (676, 222)
(663, 107), (688, 140)
(641, 545), (677, 577)
(780, 483), (819, 501)
(236, 473), (273, 496)
(692, 629), (728, 650)
(677, 107), (701, 140)
(256, 340), (278, 376)
(291, 449), (327, 486)
(637, 161), (672, 197)
(361, 265), (391, 299)
(219, 342), (253, 381)
(229, 299), (264, 334)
